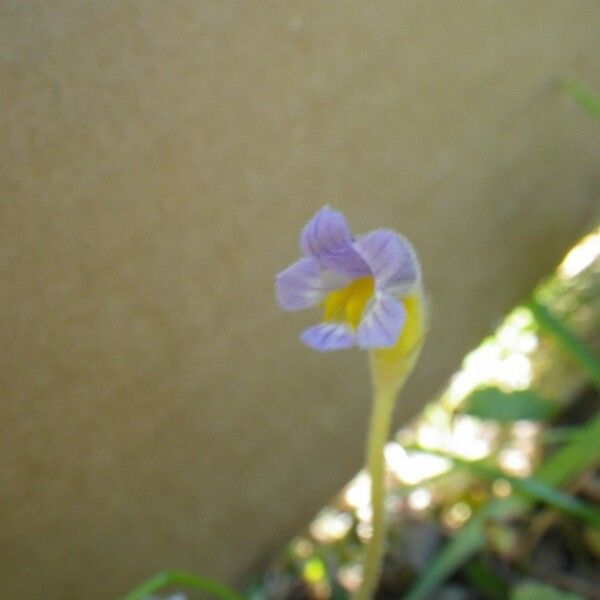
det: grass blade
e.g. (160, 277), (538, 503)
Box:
(401, 509), (489, 600)
(462, 386), (555, 422)
(527, 300), (600, 389)
(120, 570), (245, 600)
(460, 460), (600, 527)
(510, 476), (600, 526)
(535, 412), (600, 486)
(402, 413), (600, 599)
(565, 81), (600, 120)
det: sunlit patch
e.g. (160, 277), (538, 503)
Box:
(386, 446), (451, 485)
(343, 470), (371, 510)
(384, 442), (407, 470)
(302, 556), (330, 599)
(322, 276), (374, 329)
(407, 487), (433, 511)
(356, 521), (373, 541)
(291, 538), (313, 559)
(492, 478), (512, 498)
(558, 227), (600, 278)
(444, 308), (538, 410)
(498, 447), (532, 477)
(303, 556), (326, 583)
(310, 509), (353, 543)
(511, 420), (541, 439)
(413, 411), (498, 463)
(337, 564), (363, 593)
(442, 501), (472, 529)
(448, 415), (498, 461)
(356, 504), (372, 524)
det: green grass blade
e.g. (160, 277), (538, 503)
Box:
(464, 559), (507, 600)
(403, 414), (600, 599)
(401, 509), (488, 600)
(527, 300), (600, 389)
(565, 81), (600, 120)
(401, 498), (524, 600)
(511, 580), (585, 600)
(462, 386), (555, 422)
(119, 570), (245, 600)
(511, 476), (600, 526)
(450, 458), (600, 527)
(535, 412), (600, 486)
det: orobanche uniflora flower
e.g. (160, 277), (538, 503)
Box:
(276, 205), (423, 355)
(276, 206), (427, 600)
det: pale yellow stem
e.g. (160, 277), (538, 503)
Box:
(353, 292), (426, 600)
(353, 383), (396, 600)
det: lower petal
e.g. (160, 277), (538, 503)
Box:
(300, 322), (355, 351)
(356, 294), (406, 349)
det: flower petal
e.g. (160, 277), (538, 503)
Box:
(300, 206), (370, 278)
(356, 293), (406, 349)
(354, 230), (419, 293)
(300, 322), (355, 351)
(275, 257), (330, 310)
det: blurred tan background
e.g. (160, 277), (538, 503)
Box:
(1, 2), (599, 598)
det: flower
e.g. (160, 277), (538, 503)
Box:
(276, 206), (421, 351)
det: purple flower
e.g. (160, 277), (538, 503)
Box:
(276, 206), (421, 351)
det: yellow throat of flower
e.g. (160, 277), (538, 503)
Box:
(371, 291), (426, 391)
(322, 276), (426, 389)
(322, 276), (375, 329)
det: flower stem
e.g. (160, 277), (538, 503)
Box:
(354, 292), (426, 600)
(354, 383), (397, 600)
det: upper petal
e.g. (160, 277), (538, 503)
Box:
(300, 322), (355, 351)
(356, 293), (406, 349)
(354, 229), (419, 293)
(275, 257), (330, 310)
(300, 206), (370, 278)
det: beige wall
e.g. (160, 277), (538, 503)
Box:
(1, 2), (599, 598)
